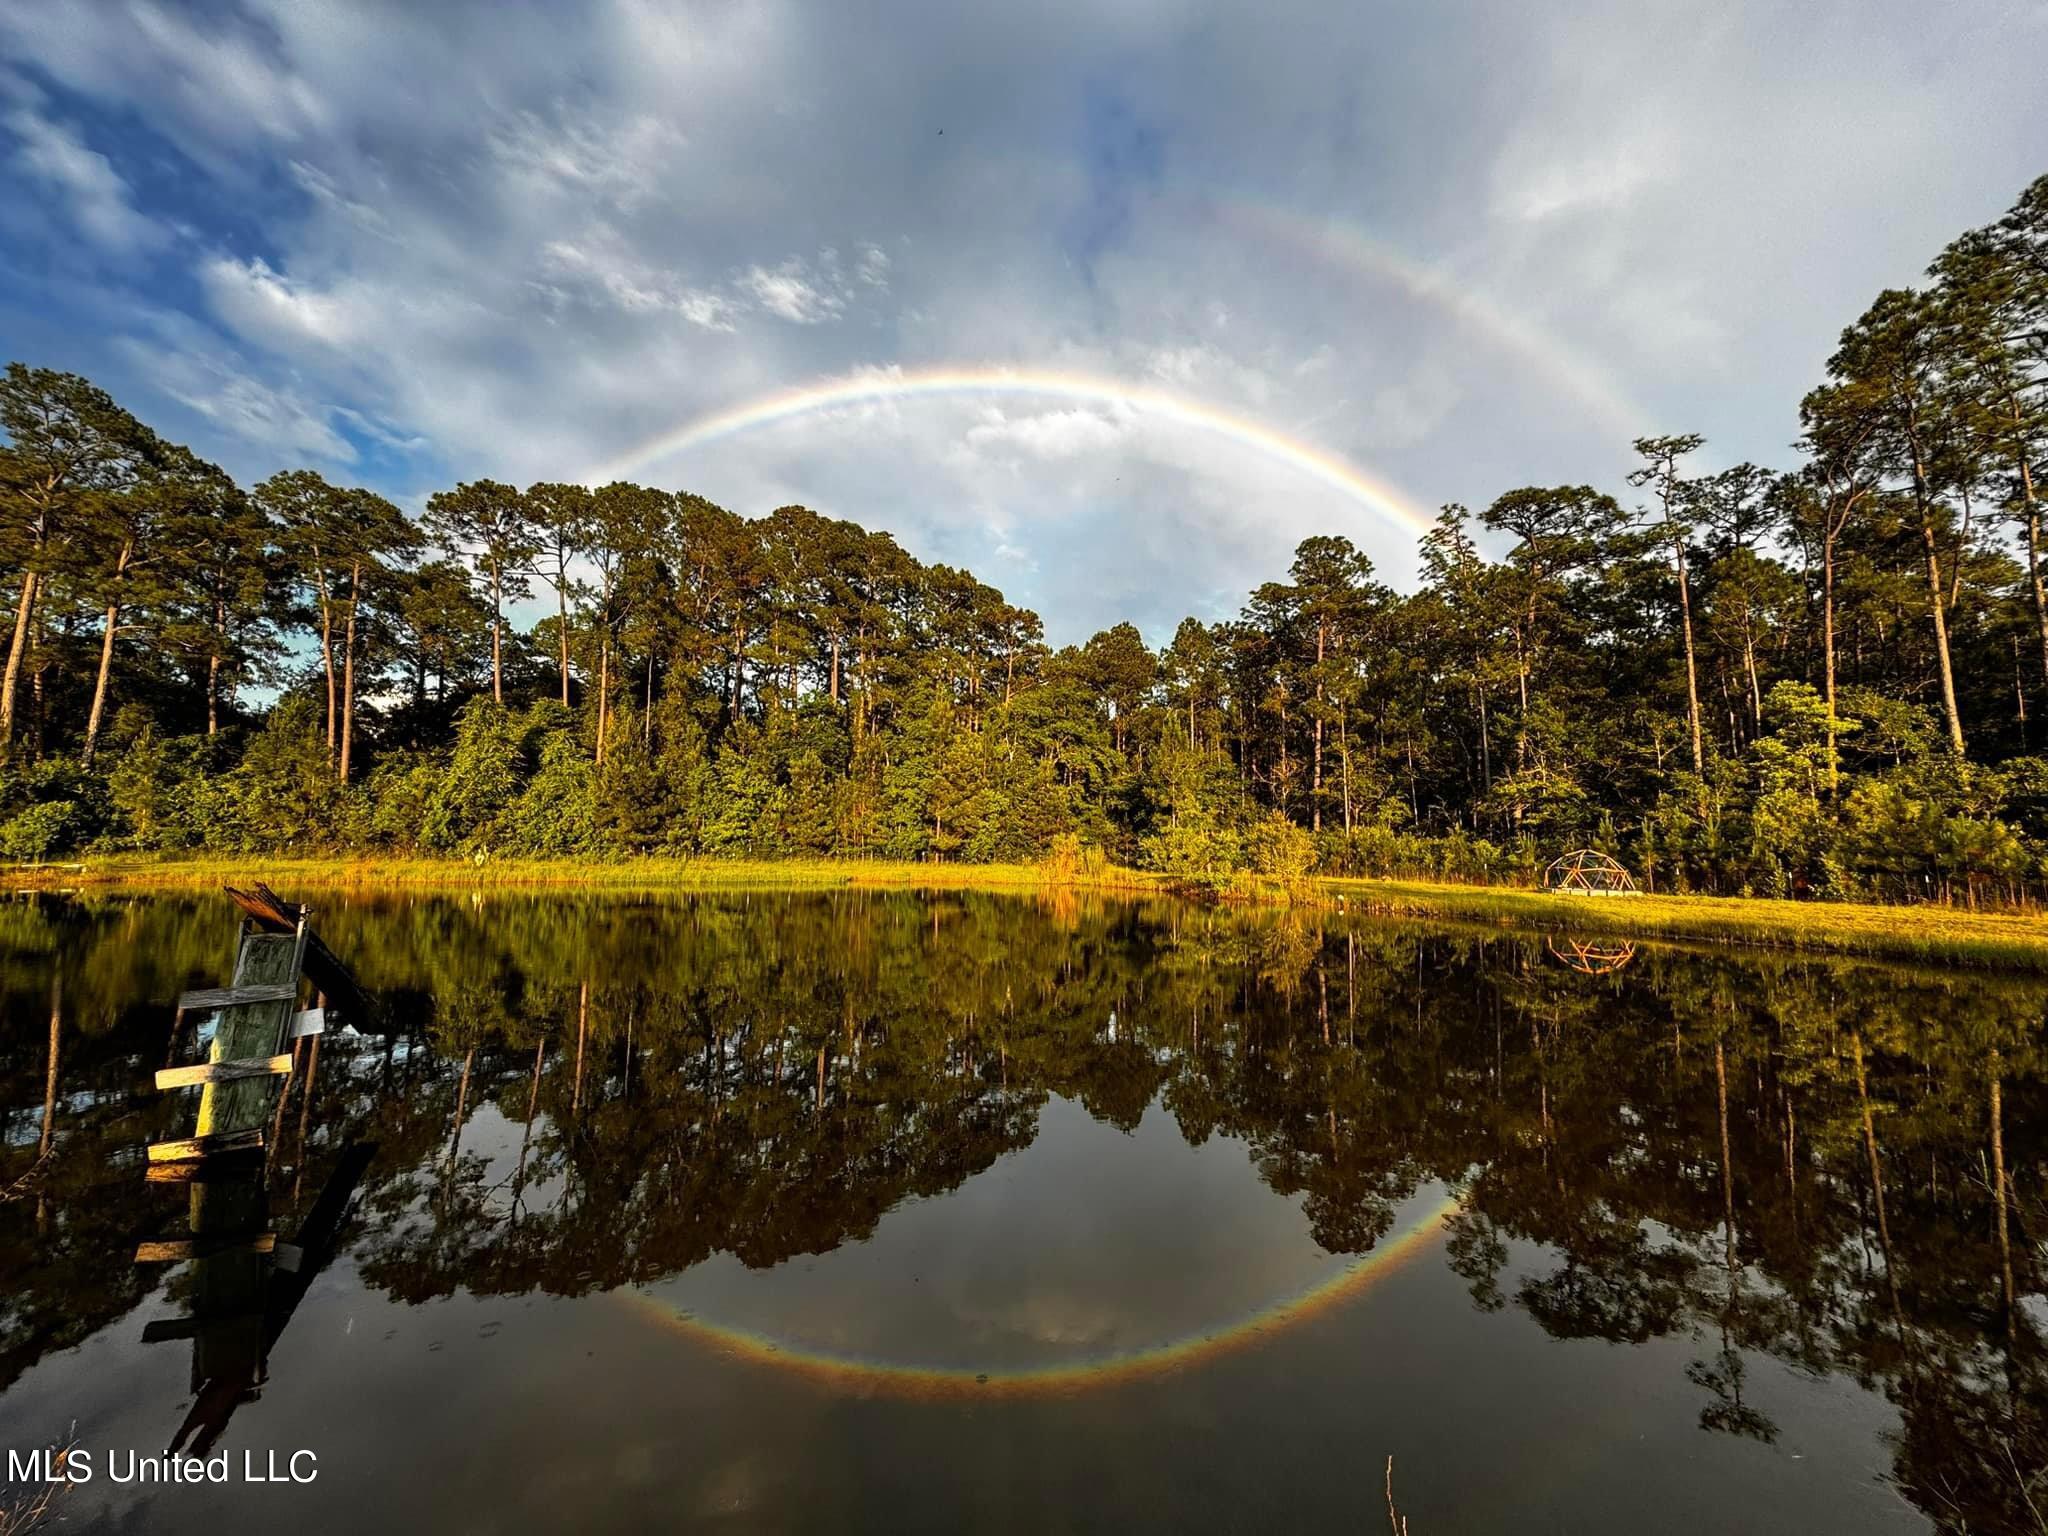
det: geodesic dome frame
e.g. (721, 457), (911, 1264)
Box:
(1541, 848), (1640, 895)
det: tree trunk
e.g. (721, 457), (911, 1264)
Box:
(40, 971), (61, 1161)
(1741, 624), (1763, 729)
(1907, 439), (1966, 754)
(1822, 535), (1839, 796)
(1312, 617), (1326, 833)
(557, 565), (573, 708)
(81, 600), (120, 767)
(1511, 616), (1531, 771)
(596, 631), (611, 766)
(1919, 513), (1966, 754)
(1476, 681), (1491, 790)
(30, 649), (44, 763)
(830, 636), (842, 705)
(308, 545), (340, 754)
(1851, 1033), (1904, 1327)
(2023, 462), (2048, 704)
(1, 567), (40, 765)
(490, 561), (504, 705)
(1276, 685), (1290, 813)
(339, 559), (360, 783)
(208, 593), (227, 736)
(1674, 534), (1704, 775)
(573, 980), (588, 1118)
(1991, 1064), (2015, 1320)
(2014, 635), (2029, 746)
(1340, 702), (1354, 832)
(1949, 482), (1973, 614)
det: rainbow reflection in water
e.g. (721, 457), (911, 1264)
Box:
(621, 1190), (1460, 1400)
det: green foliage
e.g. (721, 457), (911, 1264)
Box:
(1, 799), (83, 860)
(1041, 831), (1111, 884)
(6, 173), (2048, 902)
(421, 698), (522, 852)
(702, 723), (785, 857)
(226, 696), (354, 851)
(364, 749), (442, 849)
(1140, 741), (1245, 876)
(1245, 810), (1318, 880)
(503, 731), (604, 856)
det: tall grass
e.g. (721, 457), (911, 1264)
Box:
(12, 853), (2047, 969)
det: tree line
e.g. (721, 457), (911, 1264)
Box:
(3, 175), (2047, 901)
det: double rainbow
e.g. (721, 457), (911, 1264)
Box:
(621, 1190), (1458, 1400)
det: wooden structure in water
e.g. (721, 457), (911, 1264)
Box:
(1546, 936), (1639, 975)
(132, 886), (377, 1454)
(145, 888), (325, 1182)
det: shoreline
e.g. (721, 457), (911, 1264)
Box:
(7, 855), (2044, 971)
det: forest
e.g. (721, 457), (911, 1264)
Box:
(2, 174), (2047, 904)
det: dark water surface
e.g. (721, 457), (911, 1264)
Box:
(3, 889), (2045, 1532)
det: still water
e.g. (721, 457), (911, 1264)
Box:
(1, 889), (2043, 1532)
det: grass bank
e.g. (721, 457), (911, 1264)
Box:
(1312, 876), (2047, 971)
(8, 854), (2044, 970)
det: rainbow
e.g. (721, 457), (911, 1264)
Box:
(581, 365), (1437, 538)
(619, 1190), (1458, 1400)
(1203, 200), (1653, 443)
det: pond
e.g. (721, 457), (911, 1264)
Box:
(1, 889), (2043, 1532)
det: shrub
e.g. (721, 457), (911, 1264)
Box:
(1, 800), (84, 861)
(1245, 811), (1318, 880)
(1042, 831), (1111, 884)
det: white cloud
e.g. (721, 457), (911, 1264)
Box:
(1496, 135), (1670, 224)
(200, 256), (370, 350)
(116, 336), (356, 463)
(855, 242), (891, 288)
(287, 159), (393, 239)
(538, 238), (738, 329)
(126, 0), (329, 141)
(0, 0), (326, 176)
(964, 406), (1129, 460)
(3, 0), (2044, 642)
(5, 106), (161, 252)
(490, 107), (685, 213)
(738, 256), (846, 324)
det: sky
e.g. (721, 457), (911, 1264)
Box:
(2, 0), (2043, 646)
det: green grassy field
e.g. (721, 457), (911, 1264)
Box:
(9, 853), (2043, 969)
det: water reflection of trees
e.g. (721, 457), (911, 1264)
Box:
(6, 889), (2048, 1530)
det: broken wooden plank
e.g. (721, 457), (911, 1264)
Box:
(155, 1054), (294, 1090)
(134, 1232), (276, 1263)
(147, 1129), (265, 1163)
(143, 1156), (262, 1185)
(177, 982), (297, 1012)
(226, 884), (376, 1028)
(141, 1311), (265, 1343)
